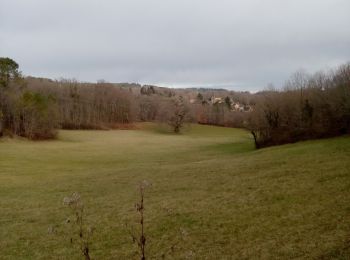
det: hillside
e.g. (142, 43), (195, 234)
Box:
(0, 124), (349, 259)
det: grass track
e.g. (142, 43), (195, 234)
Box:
(0, 124), (350, 259)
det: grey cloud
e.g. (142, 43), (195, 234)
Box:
(1, 0), (349, 91)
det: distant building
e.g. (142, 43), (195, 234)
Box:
(209, 96), (223, 104)
(231, 102), (252, 112)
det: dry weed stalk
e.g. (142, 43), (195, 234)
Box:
(63, 192), (93, 260)
(127, 180), (151, 260)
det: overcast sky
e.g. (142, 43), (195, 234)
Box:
(1, 0), (349, 91)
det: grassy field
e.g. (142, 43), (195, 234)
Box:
(0, 123), (350, 259)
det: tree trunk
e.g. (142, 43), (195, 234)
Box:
(251, 131), (259, 149)
(0, 112), (3, 137)
(0, 120), (3, 137)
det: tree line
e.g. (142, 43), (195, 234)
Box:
(0, 58), (193, 138)
(0, 58), (57, 139)
(1, 57), (349, 147)
(247, 63), (350, 148)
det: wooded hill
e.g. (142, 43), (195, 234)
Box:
(1, 57), (349, 148)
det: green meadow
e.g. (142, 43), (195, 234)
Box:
(0, 124), (350, 259)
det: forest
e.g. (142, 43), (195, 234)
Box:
(0, 57), (349, 147)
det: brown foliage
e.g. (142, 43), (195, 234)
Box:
(248, 63), (350, 148)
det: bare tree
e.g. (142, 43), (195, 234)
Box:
(168, 96), (188, 133)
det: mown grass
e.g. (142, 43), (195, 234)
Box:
(0, 124), (349, 259)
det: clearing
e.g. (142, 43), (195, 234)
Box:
(0, 124), (350, 259)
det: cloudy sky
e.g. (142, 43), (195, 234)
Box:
(1, 0), (349, 91)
